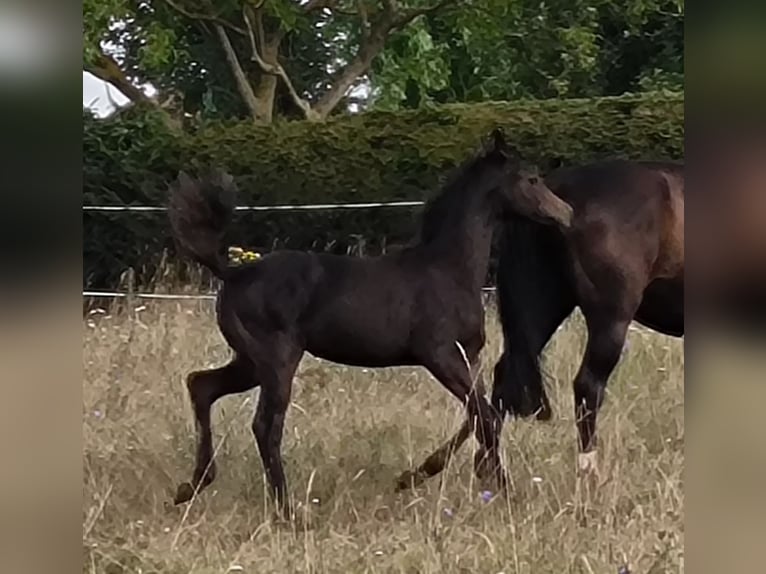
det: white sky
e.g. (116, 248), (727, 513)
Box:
(83, 71), (131, 117)
(83, 70), (371, 117)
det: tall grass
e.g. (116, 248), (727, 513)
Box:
(83, 300), (683, 573)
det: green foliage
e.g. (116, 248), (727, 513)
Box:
(83, 106), (185, 287)
(371, 0), (684, 108)
(83, 0), (129, 65)
(84, 92), (683, 289)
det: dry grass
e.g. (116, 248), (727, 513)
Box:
(83, 300), (683, 574)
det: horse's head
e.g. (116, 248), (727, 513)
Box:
(484, 129), (573, 230)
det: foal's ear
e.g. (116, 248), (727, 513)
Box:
(489, 128), (507, 153)
(202, 168), (236, 190)
(214, 169), (235, 190)
(487, 128), (522, 162)
(176, 170), (195, 189)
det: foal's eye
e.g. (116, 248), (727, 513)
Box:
(528, 176), (538, 185)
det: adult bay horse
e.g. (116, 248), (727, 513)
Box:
(397, 158), (685, 487)
(496, 138), (766, 468)
(168, 130), (574, 517)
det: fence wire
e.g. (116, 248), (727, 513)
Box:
(84, 200), (425, 213)
(83, 287), (497, 300)
(84, 199), (498, 300)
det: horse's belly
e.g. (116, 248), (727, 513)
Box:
(303, 316), (413, 368)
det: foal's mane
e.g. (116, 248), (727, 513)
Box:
(419, 144), (506, 243)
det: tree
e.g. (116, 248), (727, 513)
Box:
(84, 0), (683, 123)
(83, 0), (457, 123)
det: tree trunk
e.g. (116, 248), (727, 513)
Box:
(251, 39), (280, 123)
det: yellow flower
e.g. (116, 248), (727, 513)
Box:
(227, 246), (261, 265)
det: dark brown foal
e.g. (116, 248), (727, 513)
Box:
(167, 130), (573, 517)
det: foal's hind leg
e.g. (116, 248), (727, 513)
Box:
(174, 355), (256, 504)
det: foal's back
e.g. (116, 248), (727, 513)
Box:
(217, 248), (476, 367)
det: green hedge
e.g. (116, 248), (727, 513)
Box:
(83, 91), (684, 289)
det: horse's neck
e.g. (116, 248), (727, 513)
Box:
(423, 195), (496, 292)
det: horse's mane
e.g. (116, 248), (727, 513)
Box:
(419, 146), (505, 243)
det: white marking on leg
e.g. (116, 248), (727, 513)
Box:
(578, 450), (599, 474)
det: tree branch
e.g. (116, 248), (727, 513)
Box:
(357, 0), (370, 39)
(242, 7), (318, 120)
(312, 42), (383, 119)
(253, 4), (266, 56)
(392, 0), (456, 28)
(312, 0), (455, 118)
(213, 23), (265, 121)
(85, 51), (156, 107)
(303, 0), (339, 12)
(162, 0), (246, 35)
(381, 0), (399, 13)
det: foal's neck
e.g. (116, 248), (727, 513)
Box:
(421, 188), (497, 293)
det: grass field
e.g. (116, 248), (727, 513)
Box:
(83, 299), (684, 574)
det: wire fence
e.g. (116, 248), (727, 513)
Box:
(83, 287), (498, 300)
(83, 200), (426, 213)
(83, 199), (495, 301)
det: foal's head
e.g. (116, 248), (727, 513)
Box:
(484, 129), (574, 229)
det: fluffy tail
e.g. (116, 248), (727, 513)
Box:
(168, 169), (236, 279)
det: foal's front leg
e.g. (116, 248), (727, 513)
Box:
(250, 344), (303, 520)
(252, 379), (293, 517)
(399, 346), (504, 490)
(174, 356), (256, 504)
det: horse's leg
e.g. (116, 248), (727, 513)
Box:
(174, 355), (256, 504)
(396, 358), (485, 491)
(426, 349), (504, 486)
(396, 420), (473, 491)
(397, 297), (576, 490)
(573, 309), (637, 474)
(250, 341), (303, 519)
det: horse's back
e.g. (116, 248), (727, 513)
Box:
(546, 159), (680, 211)
(547, 159), (684, 288)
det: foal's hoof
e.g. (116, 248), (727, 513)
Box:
(474, 450), (506, 486)
(173, 482), (195, 505)
(395, 469), (426, 492)
(535, 404), (553, 421)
